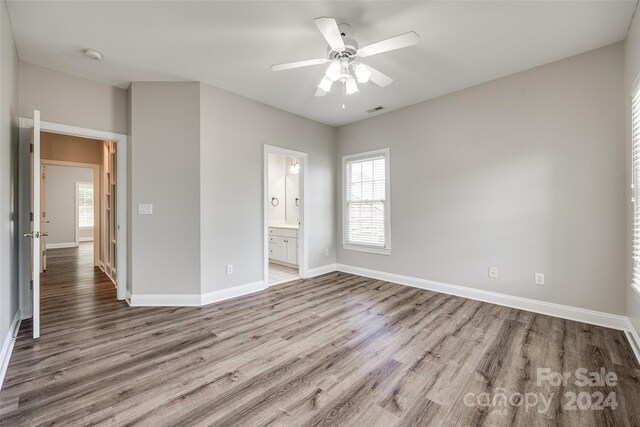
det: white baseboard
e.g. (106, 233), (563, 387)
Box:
(129, 293), (201, 307)
(129, 281), (267, 307)
(201, 281), (266, 305)
(46, 242), (78, 249)
(307, 263), (337, 278)
(336, 264), (629, 331)
(626, 318), (640, 364)
(0, 311), (22, 390)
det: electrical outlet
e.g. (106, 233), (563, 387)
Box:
(488, 267), (498, 279)
(535, 273), (545, 286)
(226, 264), (233, 275)
(324, 248), (329, 256)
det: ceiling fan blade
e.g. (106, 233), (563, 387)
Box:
(314, 17), (345, 52)
(365, 65), (393, 87)
(357, 31), (419, 58)
(271, 58), (329, 71)
(314, 87), (328, 97)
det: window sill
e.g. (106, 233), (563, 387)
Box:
(343, 244), (391, 256)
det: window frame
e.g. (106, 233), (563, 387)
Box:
(77, 181), (94, 229)
(342, 148), (391, 255)
(632, 75), (640, 298)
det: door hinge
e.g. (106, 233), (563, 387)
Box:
(30, 279), (33, 290)
(30, 143), (33, 153)
(30, 212), (34, 222)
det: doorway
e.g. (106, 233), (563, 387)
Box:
(19, 114), (128, 338)
(40, 160), (100, 265)
(263, 145), (308, 286)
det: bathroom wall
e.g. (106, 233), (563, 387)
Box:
(267, 153), (300, 226)
(267, 154), (286, 224)
(285, 158), (300, 225)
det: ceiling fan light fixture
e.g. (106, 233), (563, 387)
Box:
(354, 63), (372, 83)
(325, 60), (341, 81)
(318, 76), (333, 92)
(345, 77), (359, 95)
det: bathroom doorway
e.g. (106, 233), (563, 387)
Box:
(263, 145), (308, 286)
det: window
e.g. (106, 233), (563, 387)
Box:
(343, 148), (390, 255)
(633, 83), (640, 293)
(78, 182), (94, 228)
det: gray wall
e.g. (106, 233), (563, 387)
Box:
(200, 83), (336, 294)
(0, 0), (20, 353)
(336, 43), (626, 315)
(19, 62), (127, 134)
(129, 82), (201, 296)
(43, 165), (93, 246)
(625, 9), (640, 332)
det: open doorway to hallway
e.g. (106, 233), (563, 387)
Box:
(38, 131), (118, 282)
(18, 115), (128, 340)
(23, 131), (121, 338)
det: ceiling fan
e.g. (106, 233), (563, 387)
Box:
(271, 17), (419, 97)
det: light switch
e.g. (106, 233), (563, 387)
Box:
(138, 204), (153, 215)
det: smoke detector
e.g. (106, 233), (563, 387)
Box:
(84, 49), (103, 61)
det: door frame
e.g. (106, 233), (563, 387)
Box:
(263, 145), (308, 286)
(40, 160), (101, 262)
(19, 118), (128, 312)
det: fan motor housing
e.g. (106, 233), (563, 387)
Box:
(328, 38), (358, 61)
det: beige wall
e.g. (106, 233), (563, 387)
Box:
(625, 7), (640, 333)
(0, 0), (20, 352)
(199, 83), (336, 294)
(336, 43), (626, 315)
(19, 62), (128, 134)
(129, 82), (201, 296)
(41, 132), (102, 164)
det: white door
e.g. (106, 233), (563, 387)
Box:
(25, 110), (42, 339)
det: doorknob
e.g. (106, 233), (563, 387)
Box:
(24, 231), (41, 238)
(41, 232), (48, 237)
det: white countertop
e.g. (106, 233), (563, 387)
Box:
(268, 223), (299, 230)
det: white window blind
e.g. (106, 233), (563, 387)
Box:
(633, 85), (640, 287)
(343, 149), (390, 253)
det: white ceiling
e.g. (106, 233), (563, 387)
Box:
(7, 1), (638, 126)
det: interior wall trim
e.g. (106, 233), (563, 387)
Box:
(129, 281), (268, 307)
(307, 263), (338, 278)
(0, 311), (22, 390)
(626, 318), (640, 364)
(200, 281), (267, 306)
(129, 293), (202, 307)
(335, 263), (630, 331)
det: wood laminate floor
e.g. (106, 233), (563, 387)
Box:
(1, 243), (640, 426)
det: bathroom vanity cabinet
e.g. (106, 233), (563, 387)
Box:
(268, 226), (299, 266)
